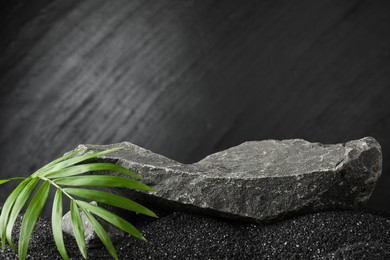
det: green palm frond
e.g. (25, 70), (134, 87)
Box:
(0, 147), (158, 260)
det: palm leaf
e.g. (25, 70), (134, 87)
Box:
(52, 189), (69, 260)
(76, 200), (146, 241)
(0, 177), (26, 185)
(81, 208), (118, 260)
(64, 188), (157, 218)
(6, 177), (40, 250)
(34, 148), (88, 175)
(0, 146), (157, 260)
(39, 147), (123, 177)
(45, 163), (141, 180)
(18, 181), (50, 259)
(54, 175), (156, 192)
(0, 178), (31, 251)
(70, 200), (87, 259)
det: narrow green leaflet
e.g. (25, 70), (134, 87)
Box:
(18, 181), (50, 260)
(70, 200), (87, 259)
(81, 208), (118, 260)
(65, 188), (157, 218)
(1, 146), (156, 260)
(0, 177), (26, 185)
(76, 200), (146, 241)
(45, 163), (141, 180)
(40, 147), (123, 176)
(1, 178), (31, 251)
(52, 189), (69, 260)
(6, 177), (40, 250)
(32, 149), (88, 176)
(54, 175), (156, 192)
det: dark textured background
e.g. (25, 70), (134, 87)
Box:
(1, 0), (389, 215)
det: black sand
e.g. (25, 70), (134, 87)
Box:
(1, 210), (390, 260)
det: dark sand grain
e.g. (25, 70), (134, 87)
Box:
(1, 209), (389, 260)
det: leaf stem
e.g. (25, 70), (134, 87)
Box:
(40, 177), (74, 201)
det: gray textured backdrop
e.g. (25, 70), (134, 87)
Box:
(1, 0), (389, 215)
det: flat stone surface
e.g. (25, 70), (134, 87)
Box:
(77, 137), (382, 222)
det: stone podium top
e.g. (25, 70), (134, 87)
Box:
(76, 137), (382, 222)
